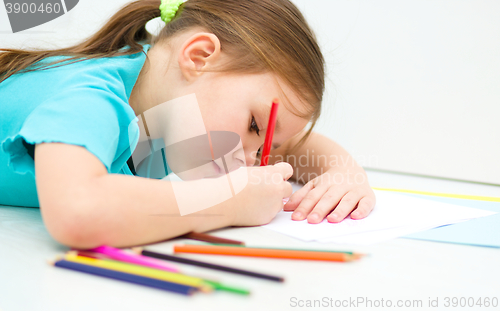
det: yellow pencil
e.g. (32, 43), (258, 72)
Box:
(373, 187), (500, 202)
(64, 252), (212, 292)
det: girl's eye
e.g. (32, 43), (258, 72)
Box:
(250, 116), (260, 136)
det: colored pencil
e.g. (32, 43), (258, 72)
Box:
(133, 248), (284, 282)
(72, 251), (251, 295)
(65, 252), (212, 291)
(202, 280), (250, 295)
(181, 232), (245, 245)
(74, 250), (110, 260)
(181, 242), (363, 256)
(173, 244), (358, 262)
(88, 245), (179, 273)
(52, 259), (197, 295)
(260, 100), (279, 166)
(373, 187), (500, 202)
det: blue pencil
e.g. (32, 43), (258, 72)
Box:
(53, 259), (197, 295)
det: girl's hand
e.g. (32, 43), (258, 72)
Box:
(283, 167), (376, 223)
(230, 162), (293, 226)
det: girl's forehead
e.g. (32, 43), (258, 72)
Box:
(253, 73), (312, 114)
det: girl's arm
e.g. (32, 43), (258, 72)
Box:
(35, 143), (292, 249)
(269, 131), (376, 223)
(270, 131), (362, 183)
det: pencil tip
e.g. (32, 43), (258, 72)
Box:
(131, 247), (143, 254)
(353, 253), (368, 259)
(200, 285), (214, 293)
(48, 254), (64, 266)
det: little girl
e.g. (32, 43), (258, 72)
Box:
(0, 0), (375, 248)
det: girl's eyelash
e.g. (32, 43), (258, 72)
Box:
(250, 116), (260, 136)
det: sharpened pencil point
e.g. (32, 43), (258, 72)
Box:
(200, 285), (214, 293)
(47, 254), (64, 266)
(131, 247), (143, 254)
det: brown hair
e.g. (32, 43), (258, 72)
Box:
(0, 0), (324, 152)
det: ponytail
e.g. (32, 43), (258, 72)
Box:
(0, 0), (161, 83)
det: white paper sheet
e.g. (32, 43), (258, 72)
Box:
(316, 222), (466, 245)
(263, 190), (496, 244)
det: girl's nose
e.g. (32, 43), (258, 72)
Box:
(241, 137), (264, 166)
(216, 147), (246, 173)
(243, 146), (262, 166)
(230, 148), (248, 169)
(231, 148), (246, 168)
(228, 147), (256, 168)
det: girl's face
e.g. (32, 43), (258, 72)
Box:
(190, 71), (310, 168)
(131, 31), (311, 179)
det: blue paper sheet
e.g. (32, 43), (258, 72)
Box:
(402, 194), (500, 248)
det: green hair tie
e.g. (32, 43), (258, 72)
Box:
(159, 0), (184, 23)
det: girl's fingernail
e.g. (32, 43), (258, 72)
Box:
(352, 211), (360, 217)
(330, 213), (339, 220)
(309, 213), (319, 222)
(293, 212), (302, 219)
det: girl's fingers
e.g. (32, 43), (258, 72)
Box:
(306, 188), (347, 224)
(281, 181), (293, 200)
(350, 196), (376, 219)
(283, 180), (314, 211)
(291, 186), (329, 221)
(272, 162), (293, 180)
(326, 191), (362, 223)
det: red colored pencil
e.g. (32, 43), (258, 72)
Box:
(260, 100), (279, 166)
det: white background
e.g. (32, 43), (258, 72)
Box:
(1, 0), (499, 185)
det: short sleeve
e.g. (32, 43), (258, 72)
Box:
(1, 86), (125, 175)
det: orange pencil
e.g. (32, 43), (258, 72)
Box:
(173, 244), (357, 262)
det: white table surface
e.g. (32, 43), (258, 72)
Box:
(1, 170), (499, 311)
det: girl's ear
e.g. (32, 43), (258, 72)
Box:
(178, 32), (221, 81)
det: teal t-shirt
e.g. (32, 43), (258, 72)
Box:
(0, 44), (151, 207)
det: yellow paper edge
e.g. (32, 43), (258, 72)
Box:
(373, 187), (500, 202)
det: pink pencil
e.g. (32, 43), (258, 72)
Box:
(89, 245), (179, 273)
